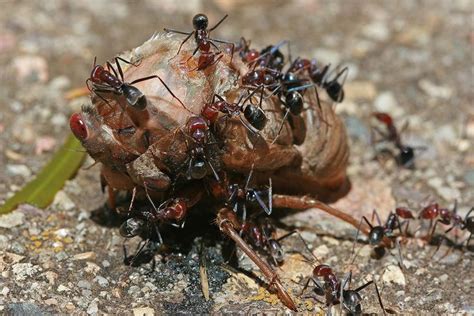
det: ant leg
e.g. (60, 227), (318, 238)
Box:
(128, 186), (137, 213)
(371, 209), (382, 226)
(185, 45), (200, 63)
(394, 238), (405, 270)
(208, 14), (228, 32)
(129, 238), (150, 266)
(129, 75), (188, 111)
(348, 217), (365, 265)
(106, 61), (120, 79)
(216, 208), (297, 311)
(276, 229), (321, 263)
(165, 30), (194, 58)
(271, 109), (290, 145)
(373, 281), (388, 316)
(362, 216), (374, 230)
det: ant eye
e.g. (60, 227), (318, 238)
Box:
(69, 113), (88, 140)
(192, 14), (208, 30)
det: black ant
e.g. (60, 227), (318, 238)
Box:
(460, 207), (474, 248)
(164, 13), (235, 70)
(200, 86), (268, 133)
(87, 57), (186, 111)
(371, 112), (425, 169)
(353, 210), (407, 268)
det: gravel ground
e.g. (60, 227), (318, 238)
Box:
(0, 0), (473, 314)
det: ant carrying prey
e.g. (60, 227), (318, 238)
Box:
(164, 13), (235, 70)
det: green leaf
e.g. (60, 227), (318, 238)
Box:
(0, 134), (86, 214)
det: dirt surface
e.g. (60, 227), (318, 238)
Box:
(0, 0), (473, 314)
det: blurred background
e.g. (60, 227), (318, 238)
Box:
(0, 0), (472, 314)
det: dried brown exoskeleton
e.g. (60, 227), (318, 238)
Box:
(70, 28), (365, 311)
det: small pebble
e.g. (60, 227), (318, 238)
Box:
(374, 91), (403, 117)
(73, 252), (96, 261)
(87, 300), (99, 315)
(52, 191), (76, 211)
(6, 164), (32, 178)
(382, 265), (406, 286)
(57, 284), (70, 292)
(418, 79), (452, 99)
(94, 276), (109, 287)
(12, 263), (41, 281)
(0, 212), (25, 229)
(133, 307), (155, 316)
(78, 280), (91, 290)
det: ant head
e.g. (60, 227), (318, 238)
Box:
(342, 290), (362, 314)
(119, 218), (145, 238)
(368, 226), (385, 245)
(193, 14), (208, 30)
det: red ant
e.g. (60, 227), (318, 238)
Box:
(418, 202), (464, 241)
(288, 58), (348, 103)
(300, 263), (387, 315)
(200, 87), (268, 133)
(87, 57), (186, 111)
(119, 197), (188, 265)
(239, 217), (294, 266)
(236, 37), (260, 64)
(182, 116), (221, 181)
(371, 112), (425, 169)
(164, 13), (234, 70)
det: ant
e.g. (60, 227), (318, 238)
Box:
(371, 112), (425, 169)
(236, 37), (260, 64)
(459, 207), (474, 248)
(240, 217), (292, 266)
(87, 57), (186, 111)
(119, 197), (188, 265)
(418, 202), (464, 241)
(182, 115), (221, 181)
(353, 210), (409, 268)
(201, 86), (268, 133)
(164, 13), (235, 70)
(300, 263), (387, 315)
(288, 58), (348, 103)
(226, 165), (273, 219)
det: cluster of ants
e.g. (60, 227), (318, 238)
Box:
(70, 13), (473, 313)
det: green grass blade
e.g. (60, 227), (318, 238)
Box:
(0, 134), (86, 214)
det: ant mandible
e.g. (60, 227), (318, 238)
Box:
(87, 57), (186, 111)
(164, 13), (235, 70)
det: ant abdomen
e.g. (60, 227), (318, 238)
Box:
(243, 104), (267, 130)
